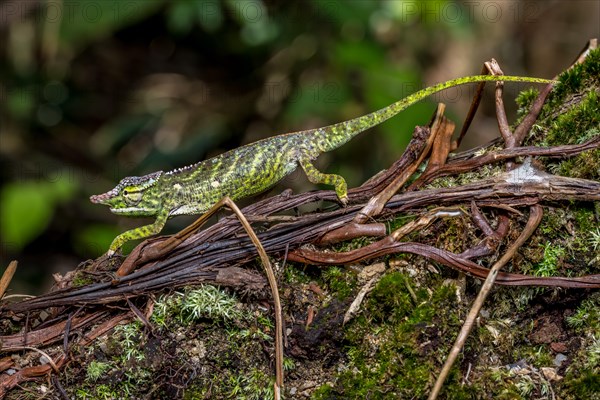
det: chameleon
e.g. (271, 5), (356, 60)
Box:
(91, 74), (553, 254)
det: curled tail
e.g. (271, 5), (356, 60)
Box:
(311, 75), (554, 153)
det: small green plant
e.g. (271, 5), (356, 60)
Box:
(283, 357), (296, 371)
(181, 285), (243, 322)
(235, 327), (272, 341)
(114, 322), (145, 362)
(91, 384), (117, 400)
(151, 285), (244, 327)
(586, 335), (600, 369)
(566, 295), (599, 330)
(226, 368), (274, 400)
(516, 87), (540, 116)
(515, 375), (535, 397)
(366, 272), (414, 322)
(86, 361), (111, 382)
(151, 294), (179, 328)
(75, 388), (93, 399)
(535, 244), (565, 277)
(588, 227), (600, 251)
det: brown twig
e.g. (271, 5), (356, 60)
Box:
(486, 60), (514, 148)
(0, 261), (18, 299)
(456, 62), (490, 147)
(0, 354), (67, 397)
(286, 236), (599, 289)
(406, 110), (456, 190)
(412, 135), (600, 188)
(353, 105), (446, 224)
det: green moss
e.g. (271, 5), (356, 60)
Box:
(537, 208), (569, 240)
(86, 361), (112, 382)
(76, 384), (119, 400)
(225, 368), (274, 400)
(574, 206), (596, 237)
(366, 272), (414, 322)
(522, 48), (600, 180)
(69, 289), (256, 399)
(313, 276), (461, 398)
(181, 367), (274, 400)
(566, 293), (600, 332)
(554, 68), (584, 100)
(523, 205), (599, 275)
(516, 87), (541, 118)
(71, 271), (94, 287)
(546, 89), (599, 145)
(322, 266), (356, 299)
(562, 370), (600, 399)
(534, 243), (565, 277)
(283, 263), (311, 284)
(546, 48), (600, 108)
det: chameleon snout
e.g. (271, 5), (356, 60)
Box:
(90, 190), (116, 204)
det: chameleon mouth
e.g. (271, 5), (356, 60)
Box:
(109, 206), (149, 215)
(110, 207), (135, 213)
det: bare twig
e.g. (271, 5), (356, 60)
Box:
(0, 261), (18, 299)
(485, 60), (513, 147)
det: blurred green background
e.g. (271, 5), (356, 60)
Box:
(1, 0), (598, 293)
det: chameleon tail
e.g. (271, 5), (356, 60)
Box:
(311, 75), (554, 153)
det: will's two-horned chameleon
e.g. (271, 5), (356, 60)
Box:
(91, 75), (553, 253)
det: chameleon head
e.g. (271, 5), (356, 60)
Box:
(90, 171), (164, 217)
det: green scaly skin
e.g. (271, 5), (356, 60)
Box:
(91, 75), (553, 253)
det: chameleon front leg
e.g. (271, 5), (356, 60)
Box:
(108, 210), (169, 255)
(299, 157), (348, 205)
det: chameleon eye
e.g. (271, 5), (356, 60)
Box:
(123, 190), (143, 205)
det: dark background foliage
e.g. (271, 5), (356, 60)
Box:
(1, 0), (598, 293)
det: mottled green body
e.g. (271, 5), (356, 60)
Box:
(91, 75), (553, 252)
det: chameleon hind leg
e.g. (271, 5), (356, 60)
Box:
(299, 157), (348, 205)
(108, 210), (169, 255)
